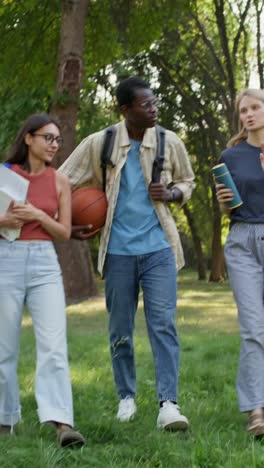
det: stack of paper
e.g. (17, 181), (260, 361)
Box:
(0, 164), (29, 241)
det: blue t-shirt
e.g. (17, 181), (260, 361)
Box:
(220, 140), (264, 223)
(107, 139), (169, 255)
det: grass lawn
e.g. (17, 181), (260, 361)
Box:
(1, 269), (263, 467)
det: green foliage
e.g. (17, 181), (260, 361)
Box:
(118, 0), (255, 263)
(0, 0), (61, 159)
(0, 88), (52, 160)
(0, 0), (261, 271)
(2, 271), (264, 466)
(124, 0), (190, 55)
(0, 0), (60, 88)
(85, 0), (122, 72)
(76, 86), (118, 142)
(84, 0), (190, 72)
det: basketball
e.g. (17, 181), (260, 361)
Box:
(71, 186), (107, 230)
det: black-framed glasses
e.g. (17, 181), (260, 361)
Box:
(139, 97), (160, 110)
(32, 133), (63, 148)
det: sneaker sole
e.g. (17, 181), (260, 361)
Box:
(158, 420), (189, 431)
(117, 413), (136, 422)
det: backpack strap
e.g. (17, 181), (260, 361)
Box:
(100, 125), (116, 192)
(100, 124), (166, 191)
(151, 124), (166, 183)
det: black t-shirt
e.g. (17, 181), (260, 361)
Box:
(220, 140), (264, 223)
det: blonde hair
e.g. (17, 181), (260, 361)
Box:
(227, 88), (264, 147)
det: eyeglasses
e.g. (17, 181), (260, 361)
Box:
(32, 133), (63, 148)
(139, 97), (160, 110)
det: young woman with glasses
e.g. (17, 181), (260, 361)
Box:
(0, 113), (84, 447)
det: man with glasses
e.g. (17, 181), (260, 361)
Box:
(60, 76), (195, 431)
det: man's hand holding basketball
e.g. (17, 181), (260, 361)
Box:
(71, 225), (101, 240)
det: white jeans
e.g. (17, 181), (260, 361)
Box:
(0, 240), (73, 427)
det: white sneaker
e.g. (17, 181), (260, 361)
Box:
(157, 401), (189, 431)
(116, 397), (137, 422)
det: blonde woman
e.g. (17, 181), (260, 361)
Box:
(216, 89), (264, 436)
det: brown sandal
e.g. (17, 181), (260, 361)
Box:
(247, 408), (264, 436)
(58, 428), (85, 448)
(0, 425), (12, 436)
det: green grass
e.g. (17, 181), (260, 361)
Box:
(1, 270), (264, 467)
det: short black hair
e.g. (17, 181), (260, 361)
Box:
(116, 76), (150, 107)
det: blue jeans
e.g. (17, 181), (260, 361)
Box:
(104, 248), (179, 402)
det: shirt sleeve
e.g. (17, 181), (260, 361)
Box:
(168, 133), (195, 205)
(58, 132), (104, 189)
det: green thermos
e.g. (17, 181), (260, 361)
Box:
(212, 162), (243, 210)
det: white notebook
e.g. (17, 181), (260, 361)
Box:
(0, 164), (29, 241)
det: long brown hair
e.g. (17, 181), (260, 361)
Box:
(227, 89), (264, 147)
(5, 113), (60, 171)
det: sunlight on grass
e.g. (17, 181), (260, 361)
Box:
(71, 364), (109, 385)
(11, 271), (258, 468)
(67, 297), (106, 315)
(21, 315), (33, 327)
(177, 297), (238, 333)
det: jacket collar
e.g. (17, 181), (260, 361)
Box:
(118, 120), (156, 149)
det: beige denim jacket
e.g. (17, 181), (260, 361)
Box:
(59, 120), (195, 275)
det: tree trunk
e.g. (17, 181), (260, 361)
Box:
(209, 190), (225, 282)
(51, 0), (98, 303)
(254, 0), (264, 88)
(182, 204), (207, 280)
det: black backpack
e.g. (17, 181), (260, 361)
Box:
(100, 124), (166, 192)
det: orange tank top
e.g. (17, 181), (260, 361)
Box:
(12, 165), (59, 241)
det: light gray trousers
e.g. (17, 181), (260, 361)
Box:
(225, 223), (264, 412)
(0, 240), (73, 427)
